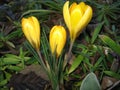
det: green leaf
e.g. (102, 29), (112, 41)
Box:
(19, 47), (25, 68)
(104, 71), (120, 79)
(7, 66), (23, 71)
(21, 9), (54, 18)
(0, 42), (4, 48)
(93, 56), (104, 70)
(5, 54), (20, 59)
(80, 72), (101, 90)
(104, 15), (110, 26)
(0, 72), (4, 81)
(68, 55), (83, 74)
(5, 72), (12, 80)
(0, 79), (8, 86)
(6, 41), (15, 48)
(97, 13), (104, 21)
(3, 58), (20, 64)
(99, 35), (120, 55)
(91, 22), (104, 44)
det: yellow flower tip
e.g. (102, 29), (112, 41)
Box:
(21, 16), (40, 51)
(63, 1), (93, 42)
(79, 2), (86, 12)
(63, 1), (71, 32)
(49, 25), (66, 57)
(69, 2), (77, 13)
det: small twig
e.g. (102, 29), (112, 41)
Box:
(107, 80), (120, 90)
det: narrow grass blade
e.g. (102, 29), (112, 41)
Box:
(68, 55), (83, 74)
(104, 71), (120, 79)
(91, 22), (104, 44)
(99, 35), (120, 55)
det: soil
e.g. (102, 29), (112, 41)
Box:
(7, 65), (49, 90)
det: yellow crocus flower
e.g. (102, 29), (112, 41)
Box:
(63, 1), (93, 42)
(49, 25), (66, 57)
(21, 16), (40, 51)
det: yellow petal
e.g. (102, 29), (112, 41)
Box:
(63, 1), (71, 35)
(69, 2), (77, 14)
(49, 26), (57, 54)
(79, 2), (86, 12)
(21, 16), (40, 51)
(70, 4), (83, 40)
(56, 26), (66, 56)
(49, 25), (66, 57)
(28, 16), (40, 50)
(22, 18), (33, 46)
(75, 5), (92, 37)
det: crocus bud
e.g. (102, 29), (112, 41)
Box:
(49, 25), (66, 57)
(63, 1), (92, 42)
(21, 16), (40, 51)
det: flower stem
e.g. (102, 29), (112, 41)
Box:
(64, 41), (74, 68)
(37, 50), (47, 72)
(67, 41), (74, 63)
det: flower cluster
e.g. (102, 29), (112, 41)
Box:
(21, 1), (92, 90)
(21, 1), (92, 57)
